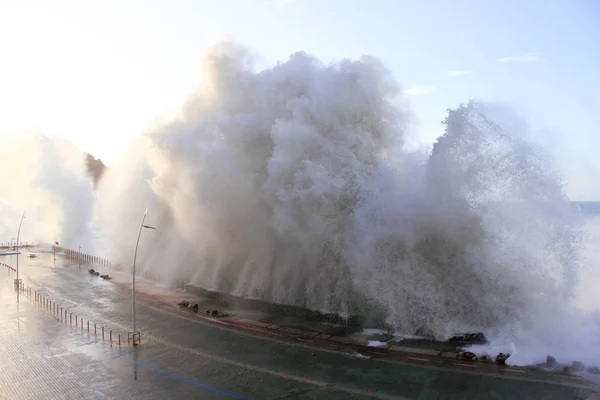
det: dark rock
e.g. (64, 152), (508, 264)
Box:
(88, 269), (95, 274)
(178, 300), (189, 307)
(205, 309), (211, 315)
(461, 351), (477, 361)
(188, 303), (199, 312)
(546, 355), (556, 367)
(496, 353), (510, 365)
(449, 332), (486, 343)
(211, 309), (218, 316)
(93, 272), (100, 276)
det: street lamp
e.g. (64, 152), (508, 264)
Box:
(132, 208), (155, 345)
(10, 237), (15, 264)
(15, 211), (26, 291)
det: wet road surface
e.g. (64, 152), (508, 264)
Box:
(0, 252), (598, 399)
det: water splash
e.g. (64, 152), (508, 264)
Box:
(89, 42), (596, 366)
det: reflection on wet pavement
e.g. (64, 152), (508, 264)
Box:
(0, 252), (599, 399)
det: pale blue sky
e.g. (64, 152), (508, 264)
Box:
(0, 0), (598, 198)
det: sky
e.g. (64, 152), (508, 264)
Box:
(0, 0), (598, 199)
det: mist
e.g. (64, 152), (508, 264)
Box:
(0, 134), (95, 249)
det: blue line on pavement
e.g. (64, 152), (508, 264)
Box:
(114, 353), (248, 399)
(65, 333), (247, 399)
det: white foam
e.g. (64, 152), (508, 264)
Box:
(368, 340), (388, 347)
(363, 329), (389, 336)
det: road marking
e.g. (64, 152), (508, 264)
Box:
(505, 369), (527, 374)
(115, 352), (249, 399)
(30, 292), (410, 400)
(406, 357), (430, 362)
(132, 295), (600, 391)
(24, 276), (600, 394)
(453, 363), (477, 368)
(147, 334), (408, 399)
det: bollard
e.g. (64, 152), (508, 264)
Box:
(110, 330), (112, 346)
(81, 317), (83, 329)
(60, 308), (62, 322)
(118, 334), (121, 347)
(70, 313), (72, 325)
(75, 315), (78, 327)
(94, 324), (97, 335)
(102, 326), (104, 339)
(87, 320), (89, 332)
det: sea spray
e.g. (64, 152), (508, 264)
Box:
(0, 134), (95, 249)
(89, 42), (597, 366)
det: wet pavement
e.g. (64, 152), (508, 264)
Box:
(1, 251), (599, 399)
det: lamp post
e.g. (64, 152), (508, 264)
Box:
(15, 211), (25, 290)
(132, 208), (155, 345)
(10, 237), (15, 264)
